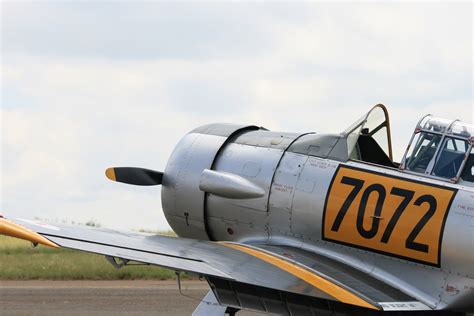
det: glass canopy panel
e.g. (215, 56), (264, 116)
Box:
(372, 126), (389, 158)
(364, 105), (392, 160)
(343, 112), (366, 159)
(449, 121), (473, 139)
(420, 117), (452, 134)
(402, 115), (473, 182)
(432, 137), (469, 179)
(344, 104), (393, 162)
(405, 132), (442, 173)
(343, 112), (366, 135)
(416, 115), (431, 130)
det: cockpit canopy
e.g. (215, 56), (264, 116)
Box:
(288, 104), (395, 167)
(400, 116), (473, 183)
(287, 104), (473, 184)
(343, 104), (394, 166)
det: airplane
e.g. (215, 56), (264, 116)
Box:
(1, 104), (473, 315)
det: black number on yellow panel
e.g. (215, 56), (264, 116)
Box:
(330, 176), (364, 232)
(380, 187), (414, 243)
(324, 165), (456, 266)
(357, 184), (386, 239)
(405, 195), (437, 253)
(332, 176), (438, 253)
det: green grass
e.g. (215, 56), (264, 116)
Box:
(0, 235), (181, 280)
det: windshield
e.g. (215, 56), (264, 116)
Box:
(344, 104), (393, 164)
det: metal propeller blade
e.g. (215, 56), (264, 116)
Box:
(105, 167), (163, 186)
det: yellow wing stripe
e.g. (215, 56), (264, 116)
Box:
(0, 218), (59, 248)
(221, 242), (379, 310)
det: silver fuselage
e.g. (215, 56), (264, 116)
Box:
(161, 124), (474, 312)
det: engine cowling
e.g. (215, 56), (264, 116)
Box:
(161, 123), (303, 241)
(161, 124), (259, 240)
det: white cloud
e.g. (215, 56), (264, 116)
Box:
(1, 2), (472, 231)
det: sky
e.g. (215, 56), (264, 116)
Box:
(1, 1), (472, 231)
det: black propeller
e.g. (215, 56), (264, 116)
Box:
(105, 167), (163, 186)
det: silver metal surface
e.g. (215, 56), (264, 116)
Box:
(192, 290), (227, 316)
(232, 130), (301, 150)
(162, 124), (258, 240)
(11, 219), (342, 304)
(162, 132), (225, 240)
(268, 152), (308, 235)
(205, 143), (285, 241)
(162, 112), (472, 312)
(288, 133), (347, 161)
(199, 169), (265, 199)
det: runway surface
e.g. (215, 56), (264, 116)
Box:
(0, 280), (263, 315)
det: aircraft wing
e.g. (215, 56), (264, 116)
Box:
(1, 217), (431, 313)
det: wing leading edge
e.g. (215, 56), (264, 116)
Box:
(1, 217), (430, 312)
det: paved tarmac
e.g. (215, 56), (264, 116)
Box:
(0, 280), (263, 316)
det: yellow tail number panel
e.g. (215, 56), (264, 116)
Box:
(323, 165), (457, 267)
